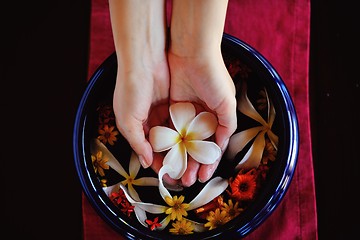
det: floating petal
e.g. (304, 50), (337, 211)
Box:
(226, 126), (264, 160)
(119, 184), (167, 214)
(186, 140), (221, 164)
(158, 215), (171, 230)
(103, 183), (148, 228)
(102, 183), (118, 197)
(267, 129), (279, 151)
(238, 82), (267, 126)
(133, 177), (159, 187)
(128, 184), (141, 202)
(158, 165), (174, 199)
(236, 130), (266, 170)
(134, 206), (148, 228)
(128, 151), (141, 178)
(188, 177), (228, 210)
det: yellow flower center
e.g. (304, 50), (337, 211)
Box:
(164, 196), (189, 221)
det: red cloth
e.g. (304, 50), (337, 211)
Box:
(83, 0), (318, 239)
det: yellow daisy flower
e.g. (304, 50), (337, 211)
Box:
(91, 150), (109, 177)
(165, 195), (190, 221)
(169, 219), (194, 235)
(204, 208), (231, 230)
(221, 199), (243, 219)
(97, 124), (119, 146)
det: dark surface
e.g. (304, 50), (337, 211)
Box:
(309, 1), (360, 239)
(1, 1), (90, 239)
(1, 0), (359, 239)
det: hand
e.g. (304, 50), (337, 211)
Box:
(167, 50), (237, 186)
(113, 56), (170, 170)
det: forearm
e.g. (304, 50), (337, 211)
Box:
(170, 0), (229, 58)
(109, 0), (167, 71)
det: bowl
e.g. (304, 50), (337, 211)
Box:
(73, 33), (299, 239)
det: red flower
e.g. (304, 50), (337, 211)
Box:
(120, 201), (135, 217)
(145, 217), (162, 231)
(227, 169), (257, 201)
(110, 189), (126, 205)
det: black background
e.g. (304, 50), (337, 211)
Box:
(1, 0), (359, 239)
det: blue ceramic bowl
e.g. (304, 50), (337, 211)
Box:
(73, 33), (299, 239)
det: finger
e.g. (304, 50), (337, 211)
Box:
(215, 100), (237, 152)
(198, 158), (221, 183)
(215, 125), (232, 152)
(181, 157), (200, 187)
(116, 118), (153, 168)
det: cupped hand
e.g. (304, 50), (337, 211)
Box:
(167, 50), (237, 187)
(113, 57), (170, 169)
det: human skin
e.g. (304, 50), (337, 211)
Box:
(108, 0), (236, 187)
(168, 0), (237, 186)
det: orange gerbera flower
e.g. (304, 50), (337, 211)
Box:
(227, 169), (257, 201)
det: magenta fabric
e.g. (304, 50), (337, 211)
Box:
(83, 0), (318, 239)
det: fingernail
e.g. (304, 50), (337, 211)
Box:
(182, 175), (197, 187)
(198, 171), (211, 183)
(138, 154), (150, 168)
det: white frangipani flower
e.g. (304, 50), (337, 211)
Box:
(226, 82), (278, 170)
(90, 138), (159, 227)
(149, 102), (222, 180)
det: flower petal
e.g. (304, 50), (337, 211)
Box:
(267, 129), (279, 151)
(158, 165), (174, 200)
(188, 176), (228, 210)
(134, 206), (148, 228)
(236, 130), (266, 170)
(163, 143), (187, 179)
(170, 102), (196, 136)
(186, 111), (218, 140)
(119, 184), (167, 214)
(133, 177), (159, 187)
(238, 82), (267, 126)
(149, 126), (180, 152)
(186, 140), (221, 164)
(102, 183), (119, 197)
(184, 218), (207, 232)
(128, 184), (141, 201)
(226, 126), (264, 160)
(128, 151), (140, 178)
(158, 215), (171, 230)
(104, 184), (149, 228)
(91, 138), (129, 178)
